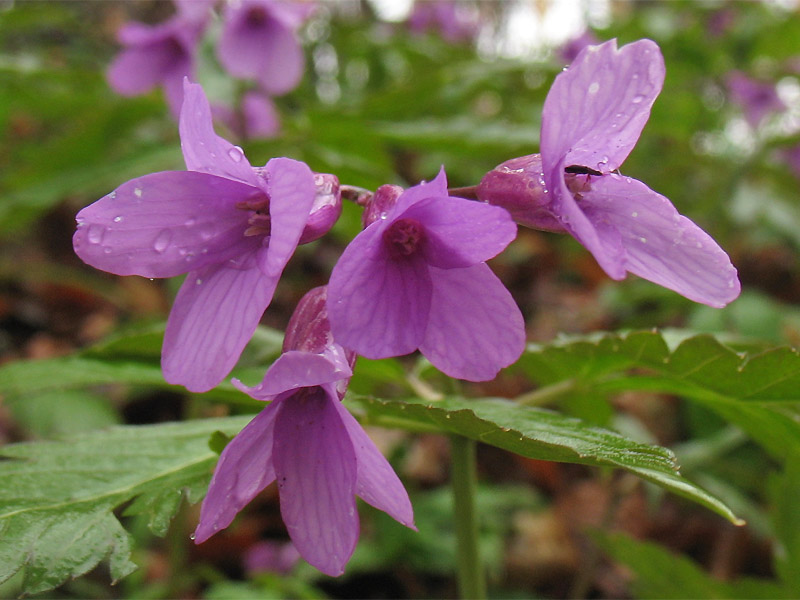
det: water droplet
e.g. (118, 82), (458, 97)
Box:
(109, 191), (117, 200)
(696, 241), (703, 248)
(228, 146), (244, 162)
(113, 216), (123, 223)
(104, 247), (112, 254)
(134, 188), (143, 198)
(87, 224), (105, 244)
(189, 533), (196, 540)
(195, 278), (203, 285)
(185, 217), (196, 227)
(153, 229), (172, 253)
(631, 211), (638, 218)
(639, 236), (647, 243)
(199, 225), (214, 241)
(379, 212), (388, 220)
(588, 81), (600, 94)
(632, 95), (645, 104)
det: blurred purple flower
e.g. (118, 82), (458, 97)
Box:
(244, 540), (301, 575)
(107, 2), (211, 116)
(73, 80), (319, 392)
(328, 169), (525, 381)
(213, 91), (282, 140)
(218, 0), (313, 96)
(478, 39), (740, 308)
(407, 1), (479, 42)
(726, 71), (786, 128)
(556, 30), (600, 64)
(195, 287), (415, 577)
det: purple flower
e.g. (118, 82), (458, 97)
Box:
(217, 0), (312, 96)
(407, 1), (479, 43)
(479, 39), (740, 308)
(213, 91), (282, 140)
(327, 169), (525, 381)
(556, 30), (600, 64)
(726, 71), (786, 128)
(194, 287), (415, 577)
(107, 2), (210, 116)
(73, 80), (320, 392)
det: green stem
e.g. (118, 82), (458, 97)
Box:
(450, 435), (486, 600)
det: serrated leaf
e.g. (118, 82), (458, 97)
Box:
(0, 416), (250, 594)
(347, 394), (740, 524)
(518, 330), (800, 457)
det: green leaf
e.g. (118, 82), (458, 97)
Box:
(595, 532), (788, 599)
(6, 390), (120, 438)
(517, 330), (800, 458)
(769, 452), (800, 594)
(347, 394), (740, 524)
(0, 416), (250, 594)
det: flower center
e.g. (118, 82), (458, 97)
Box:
(246, 6), (268, 27)
(236, 192), (272, 237)
(383, 218), (426, 258)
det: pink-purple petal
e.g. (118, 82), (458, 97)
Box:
(541, 39), (664, 176)
(581, 175), (740, 307)
(218, 1), (305, 96)
(420, 264), (526, 381)
(233, 351), (353, 400)
(73, 171), (259, 278)
(259, 158), (317, 277)
(393, 167), (450, 216)
(328, 225), (432, 359)
(273, 387), (359, 577)
(331, 400), (415, 529)
(179, 80), (261, 187)
(401, 196), (517, 268)
(194, 402), (279, 543)
(162, 248), (279, 392)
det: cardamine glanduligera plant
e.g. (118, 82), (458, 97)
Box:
(73, 38), (741, 577)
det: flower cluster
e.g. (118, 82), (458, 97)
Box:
(76, 37), (740, 576)
(108, 0), (311, 134)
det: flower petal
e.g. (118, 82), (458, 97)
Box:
(73, 171), (259, 278)
(273, 386), (359, 577)
(233, 350), (352, 400)
(259, 158), (317, 277)
(162, 248), (278, 392)
(393, 167), (449, 216)
(541, 38), (664, 174)
(580, 175), (740, 307)
(328, 225), (431, 359)
(107, 42), (178, 97)
(179, 80), (261, 187)
(218, 2), (305, 96)
(194, 402), (279, 543)
(331, 400), (415, 529)
(420, 263), (525, 381)
(401, 196), (517, 268)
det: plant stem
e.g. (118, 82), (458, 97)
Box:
(450, 435), (486, 600)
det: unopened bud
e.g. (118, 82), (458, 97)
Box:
(299, 173), (342, 244)
(476, 154), (566, 233)
(362, 184), (404, 228)
(283, 286), (357, 373)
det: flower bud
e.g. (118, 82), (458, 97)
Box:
(476, 154), (566, 233)
(299, 173), (342, 244)
(361, 184), (404, 228)
(283, 286), (357, 383)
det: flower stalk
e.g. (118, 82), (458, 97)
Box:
(451, 435), (486, 600)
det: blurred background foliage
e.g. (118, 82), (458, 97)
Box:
(1, 0), (800, 598)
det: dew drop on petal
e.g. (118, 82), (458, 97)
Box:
(185, 217), (196, 227)
(639, 236), (647, 243)
(189, 533), (196, 541)
(632, 95), (645, 104)
(588, 82), (600, 94)
(109, 191), (117, 200)
(196, 278), (203, 285)
(87, 224), (105, 244)
(228, 146), (244, 162)
(134, 188), (143, 198)
(153, 229), (172, 253)
(113, 216), (123, 223)
(631, 211), (638, 218)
